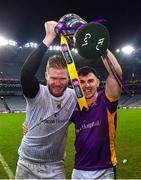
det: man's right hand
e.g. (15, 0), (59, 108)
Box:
(43, 21), (58, 47)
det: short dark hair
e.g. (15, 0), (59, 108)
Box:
(78, 66), (98, 77)
(46, 54), (67, 72)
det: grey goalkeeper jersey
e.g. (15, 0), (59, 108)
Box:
(18, 85), (76, 162)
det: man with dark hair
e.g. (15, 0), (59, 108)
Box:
(78, 66), (98, 78)
(22, 53), (122, 180)
(19, 20), (122, 179)
(71, 53), (122, 179)
(15, 21), (77, 179)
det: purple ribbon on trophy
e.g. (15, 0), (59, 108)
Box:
(104, 52), (130, 94)
(55, 15), (108, 38)
(55, 13), (130, 94)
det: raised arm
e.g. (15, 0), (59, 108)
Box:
(102, 50), (122, 100)
(20, 21), (58, 98)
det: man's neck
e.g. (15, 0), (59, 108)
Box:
(86, 92), (98, 106)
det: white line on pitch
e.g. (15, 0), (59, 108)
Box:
(0, 152), (14, 179)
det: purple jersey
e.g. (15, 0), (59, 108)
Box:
(71, 90), (118, 171)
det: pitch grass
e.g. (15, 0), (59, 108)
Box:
(0, 109), (141, 179)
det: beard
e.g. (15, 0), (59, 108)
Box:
(48, 84), (68, 97)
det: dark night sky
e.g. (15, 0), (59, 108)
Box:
(0, 0), (141, 50)
(0, 0), (141, 80)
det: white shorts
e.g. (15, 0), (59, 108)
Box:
(15, 157), (66, 179)
(71, 167), (114, 179)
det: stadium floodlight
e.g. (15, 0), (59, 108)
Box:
(24, 43), (30, 48)
(121, 45), (135, 55)
(53, 45), (58, 51)
(116, 49), (120, 53)
(30, 42), (34, 47)
(34, 43), (38, 48)
(8, 40), (17, 46)
(48, 45), (63, 51)
(48, 45), (78, 53)
(48, 45), (53, 50)
(55, 45), (61, 51)
(52, 45), (55, 51)
(0, 36), (17, 46)
(0, 36), (8, 46)
(24, 42), (38, 48)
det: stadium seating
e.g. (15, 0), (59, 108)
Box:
(1, 46), (141, 113)
(0, 96), (26, 113)
(118, 94), (141, 108)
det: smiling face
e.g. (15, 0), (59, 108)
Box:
(79, 72), (99, 100)
(45, 55), (69, 97)
(45, 67), (69, 97)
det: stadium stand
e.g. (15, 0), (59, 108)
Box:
(0, 46), (141, 113)
(118, 94), (141, 108)
(5, 96), (26, 112)
(0, 98), (6, 112)
(0, 62), (22, 79)
(0, 96), (26, 113)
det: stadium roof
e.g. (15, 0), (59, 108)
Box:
(0, 0), (140, 48)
